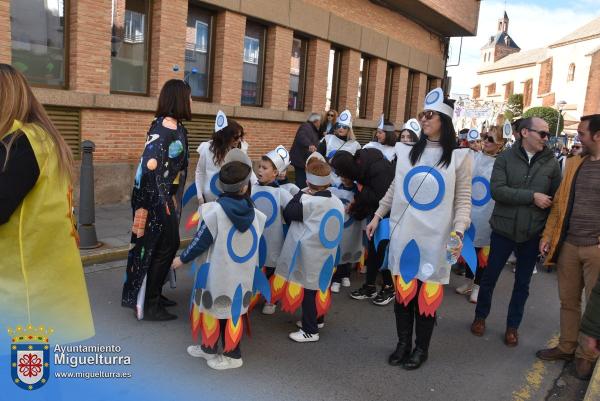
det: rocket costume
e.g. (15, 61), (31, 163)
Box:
(378, 88), (473, 369)
(363, 116), (397, 161)
(274, 153), (344, 337)
(181, 149), (268, 357)
(122, 117), (189, 320)
(318, 109), (361, 160)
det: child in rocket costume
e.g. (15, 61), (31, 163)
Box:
(367, 88), (472, 369)
(467, 128), (482, 152)
(457, 125), (507, 303)
(172, 148), (268, 370)
(251, 145), (294, 315)
(276, 154), (300, 196)
(274, 153), (345, 342)
(363, 115), (397, 161)
(328, 151), (365, 293)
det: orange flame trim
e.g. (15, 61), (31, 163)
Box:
(477, 246), (490, 269)
(394, 275), (418, 306)
(247, 293), (262, 314)
(224, 318), (244, 352)
(417, 282), (444, 317)
(200, 313), (220, 348)
(190, 304), (202, 342)
(315, 289), (332, 318)
(185, 211), (200, 231)
(280, 281), (304, 314)
(270, 274), (286, 304)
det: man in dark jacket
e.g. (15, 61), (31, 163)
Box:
(290, 113), (321, 188)
(471, 117), (562, 346)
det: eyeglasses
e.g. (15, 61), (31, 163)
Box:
(527, 128), (550, 139)
(418, 110), (436, 121)
(327, 113), (335, 117)
(484, 136), (496, 144)
(572, 145), (582, 149)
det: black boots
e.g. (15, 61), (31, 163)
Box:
(390, 301), (413, 365)
(403, 347), (428, 370)
(388, 341), (412, 366)
(144, 299), (177, 321)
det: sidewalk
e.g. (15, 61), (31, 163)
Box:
(79, 201), (199, 265)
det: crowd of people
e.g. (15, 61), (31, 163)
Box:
(1, 63), (599, 379)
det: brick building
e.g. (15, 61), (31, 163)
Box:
(472, 13), (600, 137)
(1, 0), (480, 204)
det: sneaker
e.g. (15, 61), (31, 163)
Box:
(289, 329), (319, 343)
(341, 277), (351, 287)
(296, 320), (325, 329)
(469, 284), (480, 304)
(508, 253), (517, 264)
(455, 281), (473, 295)
(372, 286), (395, 306)
(262, 303), (276, 315)
(533, 267), (538, 275)
(350, 285), (377, 300)
(187, 345), (217, 360)
(330, 282), (341, 293)
(207, 355), (243, 370)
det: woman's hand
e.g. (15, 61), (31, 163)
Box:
(366, 215), (381, 240)
(171, 256), (184, 270)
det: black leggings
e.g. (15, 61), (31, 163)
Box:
(201, 318), (242, 359)
(393, 280), (436, 351)
(365, 238), (393, 288)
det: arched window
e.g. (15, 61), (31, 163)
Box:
(484, 53), (487, 62)
(567, 63), (575, 82)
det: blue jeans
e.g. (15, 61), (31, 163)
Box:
(475, 231), (540, 329)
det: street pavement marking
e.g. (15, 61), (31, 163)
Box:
(512, 333), (559, 401)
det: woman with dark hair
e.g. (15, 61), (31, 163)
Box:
(365, 88), (472, 370)
(122, 79), (191, 321)
(399, 119), (421, 144)
(320, 109), (338, 136)
(363, 119), (397, 161)
(195, 116), (247, 204)
(0, 64), (94, 344)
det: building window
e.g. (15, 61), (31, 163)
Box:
(241, 21), (266, 106)
(472, 85), (481, 99)
(357, 56), (370, 118)
(326, 48), (342, 111)
(504, 81), (514, 99)
(382, 64), (394, 120)
(523, 79), (533, 107)
(185, 5), (213, 101)
(288, 37), (307, 111)
(487, 83), (496, 96)
(111, 0), (150, 94)
(10, 0), (67, 88)
(567, 63), (575, 82)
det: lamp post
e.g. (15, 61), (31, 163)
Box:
(555, 100), (567, 149)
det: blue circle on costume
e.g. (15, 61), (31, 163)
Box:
(217, 115), (225, 128)
(209, 173), (222, 197)
(340, 198), (354, 228)
(251, 191), (278, 228)
(468, 130), (479, 140)
(327, 150), (337, 159)
(339, 113), (349, 121)
(503, 124), (512, 136)
(319, 209), (344, 249)
(471, 176), (491, 207)
(410, 121), (420, 131)
(403, 166), (445, 211)
(425, 90), (440, 105)
(277, 147), (288, 159)
(227, 225), (258, 263)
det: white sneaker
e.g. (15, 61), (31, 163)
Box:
(289, 329), (319, 343)
(330, 282), (341, 293)
(455, 281), (473, 295)
(469, 284), (480, 304)
(262, 303), (276, 315)
(296, 320), (325, 329)
(187, 345), (217, 360)
(512, 267), (516, 273)
(533, 267), (538, 275)
(508, 253), (517, 264)
(341, 277), (351, 287)
(207, 355), (243, 370)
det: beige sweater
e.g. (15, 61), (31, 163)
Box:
(375, 142), (472, 234)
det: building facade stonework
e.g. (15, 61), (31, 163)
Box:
(1, 0), (479, 204)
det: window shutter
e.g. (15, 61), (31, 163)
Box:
(44, 106), (81, 159)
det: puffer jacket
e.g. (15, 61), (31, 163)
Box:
(489, 141), (561, 243)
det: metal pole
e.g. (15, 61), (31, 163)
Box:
(78, 140), (101, 249)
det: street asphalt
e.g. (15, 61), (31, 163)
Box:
(74, 259), (570, 401)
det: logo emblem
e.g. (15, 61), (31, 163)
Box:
(468, 129), (479, 140)
(410, 121), (420, 131)
(8, 325), (52, 391)
(425, 90), (440, 105)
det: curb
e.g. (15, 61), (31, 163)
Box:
(81, 237), (193, 265)
(584, 361), (600, 401)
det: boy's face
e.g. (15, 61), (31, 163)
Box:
(277, 169), (287, 180)
(257, 159), (278, 184)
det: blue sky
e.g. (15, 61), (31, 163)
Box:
(447, 0), (600, 96)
